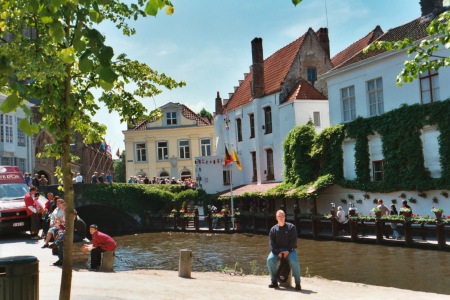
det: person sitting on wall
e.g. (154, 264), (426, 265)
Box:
(82, 224), (117, 271)
(336, 206), (348, 235)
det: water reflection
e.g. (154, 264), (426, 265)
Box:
(113, 232), (450, 295)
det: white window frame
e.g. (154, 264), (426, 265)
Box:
(157, 141), (169, 161)
(200, 138), (211, 156)
(341, 86), (356, 122)
(166, 112), (177, 125)
(367, 78), (384, 116)
(1, 114), (13, 143)
(420, 70), (440, 104)
(178, 140), (190, 159)
(135, 143), (147, 162)
(313, 111), (321, 126)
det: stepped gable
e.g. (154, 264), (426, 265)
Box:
(333, 14), (439, 71)
(224, 34), (306, 111)
(285, 79), (327, 101)
(132, 103), (211, 130)
(331, 25), (384, 68)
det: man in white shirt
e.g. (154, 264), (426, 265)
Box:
(75, 173), (83, 184)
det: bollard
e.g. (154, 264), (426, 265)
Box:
(178, 249), (192, 278)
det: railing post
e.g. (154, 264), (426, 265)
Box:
(436, 222), (446, 250)
(174, 212), (178, 230)
(194, 208), (199, 231)
(224, 214), (229, 232)
(311, 216), (319, 239)
(375, 218), (384, 244)
(349, 219), (358, 242)
(331, 217), (339, 239)
(404, 220), (413, 246)
(181, 214), (186, 231)
(207, 212), (213, 232)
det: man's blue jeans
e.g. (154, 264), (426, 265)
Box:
(56, 233), (83, 261)
(267, 249), (301, 285)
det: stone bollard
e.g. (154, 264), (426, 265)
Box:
(178, 249), (192, 278)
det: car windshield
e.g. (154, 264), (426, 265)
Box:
(0, 183), (29, 200)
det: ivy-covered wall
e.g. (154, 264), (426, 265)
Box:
(282, 99), (450, 194)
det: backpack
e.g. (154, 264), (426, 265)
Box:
(276, 253), (291, 283)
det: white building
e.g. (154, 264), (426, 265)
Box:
(0, 94), (34, 173)
(318, 2), (450, 216)
(196, 28), (332, 194)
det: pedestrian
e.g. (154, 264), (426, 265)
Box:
(82, 224), (117, 271)
(377, 199), (390, 238)
(91, 172), (98, 184)
(106, 173), (113, 184)
(75, 173), (83, 184)
(389, 204), (403, 240)
(266, 210), (301, 291)
(39, 175), (48, 186)
(24, 186), (42, 240)
(32, 173), (40, 187)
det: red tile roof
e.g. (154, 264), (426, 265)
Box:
(332, 14), (442, 70)
(224, 34), (307, 111)
(216, 182), (282, 197)
(132, 103), (212, 130)
(331, 25), (383, 69)
(284, 79), (327, 102)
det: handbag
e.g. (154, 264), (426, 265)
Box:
(275, 253), (291, 283)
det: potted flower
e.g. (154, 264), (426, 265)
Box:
(363, 193), (370, 199)
(399, 207), (412, 217)
(399, 193), (407, 199)
(431, 207), (444, 219)
(371, 207), (381, 218)
(440, 191), (448, 198)
(432, 197), (439, 204)
(417, 192), (427, 198)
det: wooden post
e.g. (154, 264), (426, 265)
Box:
(207, 211), (213, 232)
(178, 249), (192, 278)
(311, 217), (319, 239)
(375, 219), (384, 243)
(331, 217), (339, 239)
(224, 214), (229, 232)
(194, 208), (199, 231)
(349, 219), (358, 242)
(436, 222), (446, 250)
(404, 220), (413, 246)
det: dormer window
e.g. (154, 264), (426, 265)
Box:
(166, 112), (177, 125)
(307, 67), (317, 84)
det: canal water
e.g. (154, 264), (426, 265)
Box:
(113, 232), (450, 295)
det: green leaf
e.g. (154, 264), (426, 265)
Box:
(49, 22), (65, 43)
(0, 56), (12, 74)
(0, 93), (20, 113)
(18, 118), (39, 136)
(97, 0), (111, 5)
(79, 56), (94, 73)
(89, 10), (100, 23)
(144, 0), (159, 16)
(98, 46), (114, 66)
(73, 38), (86, 52)
(58, 47), (76, 64)
(292, 0), (302, 5)
(99, 79), (114, 91)
(98, 66), (118, 83)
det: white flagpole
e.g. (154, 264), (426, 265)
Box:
(230, 164), (234, 229)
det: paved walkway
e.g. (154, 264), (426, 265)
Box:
(0, 236), (448, 300)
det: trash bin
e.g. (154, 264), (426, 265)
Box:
(0, 256), (39, 300)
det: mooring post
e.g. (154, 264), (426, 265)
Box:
(178, 249), (192, 278)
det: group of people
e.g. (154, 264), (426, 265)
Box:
(24, 186), (117, 270)
(127, 175), (198, 189)
(90, 171), (113, 184)
(24, 172), (49, 186)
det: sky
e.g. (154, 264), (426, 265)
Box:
(94, 0), (427, 154)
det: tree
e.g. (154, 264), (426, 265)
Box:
(114, 150), (126, 183)
(0, 0), (184, 299)
(365, 10), (450, 86)
(198, 108), (213, 121)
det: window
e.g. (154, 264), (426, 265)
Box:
(180, 170), (191, 181)
(372, 160), (384, 182)
(166, 112), (177, 125)
(1, 157), (12, 165)
(307, 67), (317, 83)
(200, 138), (211, 156)
(313, 112), (321, 126)
(420, 70), (440, 104)
(157, 141), (168, 160)
(17, 118), (26, 147)
(249, 114), (255, 138)
(251, 151), (257, 182)
(18, 158), (26, 171)
(135, 143), (147, 162)
(236, 118), (242, 142)
(179, 140), (190, 159)
(159, 171), (169, 179)
(367, 78), (384, 116)
(263, 106), (272, 134)
(266, 149), (274, 180)
(223, 170), (231, 185)
(341, 86), (356, 122)
(1, 114), (13, 143)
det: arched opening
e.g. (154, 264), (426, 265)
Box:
(180, 170), (191, 181)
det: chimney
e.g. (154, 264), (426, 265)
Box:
(215, 91), (223, 115)
(420, 0), (443, 16)
(251, 37), (265, 98)
(317, 28), (330, 58)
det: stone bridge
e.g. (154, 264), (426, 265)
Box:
(38, 184), (141, 235)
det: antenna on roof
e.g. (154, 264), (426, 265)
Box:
(324, 0), (329, 29)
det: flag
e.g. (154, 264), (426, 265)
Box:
(116, 148), (120, 157)
(224, 146), (233, 165)
(232, 148), (242, 170)
(104, 140), (112, 156)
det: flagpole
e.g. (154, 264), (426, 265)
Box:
(230, 164), (234, 229)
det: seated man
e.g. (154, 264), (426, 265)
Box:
(83, 224), (117, 271)
(336, 206), (348, 235)
(53, 209), (87, 266)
